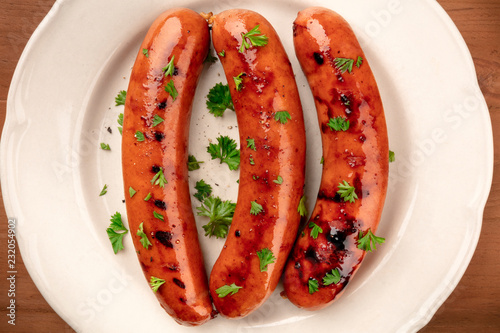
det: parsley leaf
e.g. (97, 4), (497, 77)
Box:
(274, 111), (291, 124)
(188, 155), (203, 171)
(257, 248), (276, 272)
(144, 192), (152, 201)
(164, 80), (178, 100)
(298, 195), (307, 217)
(129, 186), (136, 198)
(218, 50), (225, 57)
(246, 138), (256, 151)
(207, 135), (240, 171)
(142, 48), (149, 58)
(152, 114), (164, 127)
(327, 116), (350, 131)
(162, 56), (175, 77)
(153, 211), (164, 221)
(250, 200), (264, 215)
(357, 229), (385, 252)
(150, 167), (167, 188)
(100, 143), (110, 150)
(356, 56), (363, 68)
(206, 83), (234, 117)
(135, 131), (145, 142)
(216, 283), (242, 297)
(233, 73), (244, 91)
(239, 25), (269, 53)
(99, 184), (108, 196)
(115, 90), (127, 106)
(309, 222), (323, 239)
(150, 276), (166, 292)
(389, 150), (396, 163)
(137, 222), (152, 249)
(204, 49), (218, 63)
(334, 57), (355, 74)
(337, 180), (358, 203)
(117, 113), (123, 135)
(106, 212), (128, 254)
(273, 175), (283, 185)
(194, 179), (212, 202)
(196, 196), (236, 238)
(308, 278), (319, 294)
(323, 268), (341, 285)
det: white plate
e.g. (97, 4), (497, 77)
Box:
(1, 0), (493, 332)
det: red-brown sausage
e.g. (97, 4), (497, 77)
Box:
(283, 7), (389, 310)
(209, 9), (306, 318)
(121, 8), (213, 325)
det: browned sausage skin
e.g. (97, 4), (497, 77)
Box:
(283, 7), (389, 310)
(121, 8), (213, 326)
(209, 9), (306, 318)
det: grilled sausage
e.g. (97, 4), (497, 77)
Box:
(208, 9), (307, 318)
(283, 7), (389, 310)
(121, 8), (213, 325)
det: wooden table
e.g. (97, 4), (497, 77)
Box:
(0, 1), (498, 331)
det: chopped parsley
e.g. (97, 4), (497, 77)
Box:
(327, 116), (350, 132)
(206, 83), (234, 117)
(298, 195), (307, 217)
(137, 222), (152, 249)
(274, 111), (291, 124)
(239, 25), (269, 53)
(323, 268), (341, 285)
(106, 212), (128, 254)
(187, 155), (203, 171)
(144, 192), (152, 201)
(129, 186), (136, 198)
(233, 72), (244, 91)
(99, 184), (108, 196)
(207, 135), (240, 171)
(389, 150), (396, 163)
(152, 114), (164, 127)
(273, 175), (283, 185)
(246, 138), (256, 151)
(308, 278), (319, 294)
(162, 56), (175, 77)
(334, 57), (355, 74)
(100, 143), (110, 150)
(115, 90), (127, 106)
(150, 276), (166, 292)
(142, 48), (149, 58)
(196, 196), (236, 238)
(257, 248), (276, 272)
(337, 180), (358, 203)
(135, 131), (145, 142)
(194, 179), (212, 202)
(215, 283), (242, 297)
(308, 222), (323, 239)
(357, 229), (385, 252)
(356, 56), (363, 68)
(153, 211), (164, 221)
(250, 200), (264, 215)
(164, 80), (178, 100)
(150, 167), (167, 188)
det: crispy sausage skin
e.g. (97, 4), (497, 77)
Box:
(121, 8), (213, 326)
(283, 7), (389, 310)
(209, 9), (306, 318)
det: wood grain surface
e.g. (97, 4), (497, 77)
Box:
(0, 0), (498, 332)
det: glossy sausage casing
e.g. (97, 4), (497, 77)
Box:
(209, 9), (306, 318)
(121, 8), (213, 325)
(283, 7), (389, 310)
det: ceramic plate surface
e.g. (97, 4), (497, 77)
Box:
(1, 0), (493, 332)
